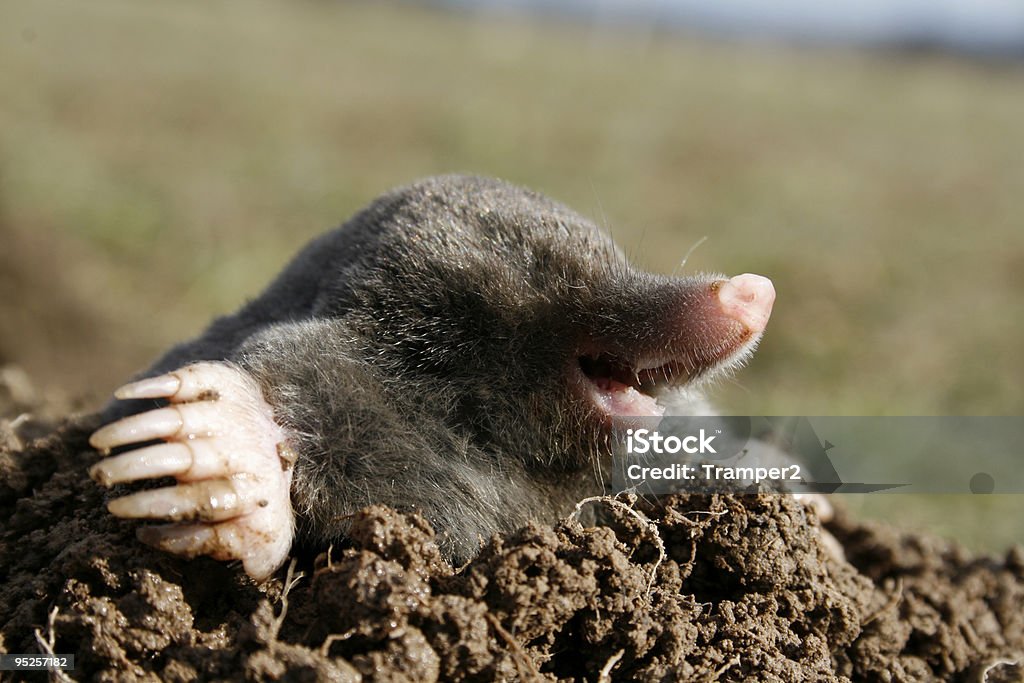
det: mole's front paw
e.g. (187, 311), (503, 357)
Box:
(89, 362), (295, 581)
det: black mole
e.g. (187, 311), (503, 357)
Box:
(89, 175), (776, 579)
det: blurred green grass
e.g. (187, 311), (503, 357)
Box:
(1, 0), (1022, 550)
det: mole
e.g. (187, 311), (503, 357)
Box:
(88, 175), (780, 580)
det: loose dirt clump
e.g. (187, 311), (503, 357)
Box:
(1, 369), (1022, 681)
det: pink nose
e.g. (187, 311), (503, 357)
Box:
(717, 273), (775, 334)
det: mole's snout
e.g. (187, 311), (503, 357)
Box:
(716, 273), (775, 334)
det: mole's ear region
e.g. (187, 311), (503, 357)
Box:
(714, 274), (775, 335)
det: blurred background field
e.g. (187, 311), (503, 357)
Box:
(1, 0), (1022, 549)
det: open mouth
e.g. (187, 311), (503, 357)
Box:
(577, 353), (686, 418)
(576, 329), (755, 419)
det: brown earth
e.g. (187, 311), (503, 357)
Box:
(1, 371), (1022, 682)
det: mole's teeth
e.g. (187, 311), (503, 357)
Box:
(114, 374), (182, 400)
(89, 407), (185, 451)
(90, 443), (192, 486)
(107, 477), (258, 523)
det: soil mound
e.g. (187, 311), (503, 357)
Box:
(1, 371), (1022, 681)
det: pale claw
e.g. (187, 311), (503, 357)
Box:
(138, 512), (291, 581)
(113, 373), (182, 400)
(91, 434), (261, 485)
(793, 492), (834, 522)
(90, 406), (189, 452)
(113, 363), (246, 402)
(90, 361), (295, 581)
(106, 476), (263, 522)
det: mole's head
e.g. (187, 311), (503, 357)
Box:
(340, 176), (774, 470)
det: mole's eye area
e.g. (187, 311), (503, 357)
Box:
(577, 353), (683, 417)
